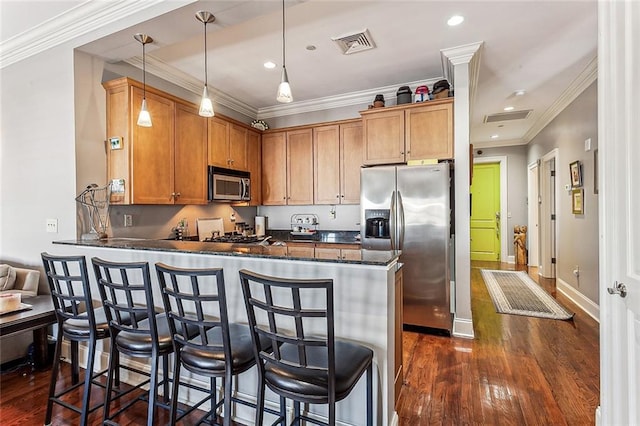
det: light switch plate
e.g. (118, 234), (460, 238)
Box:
(584, 138), (591, 151)
(46, 218), (58, 233)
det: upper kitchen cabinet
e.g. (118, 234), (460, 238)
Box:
(174, 103), (208, 204)
(313, 121), (363, 205)
(103, 77), (208, 205)
(262, 129), (313, 205)
(207, 117), (248, 171)
(361, 98), (453, 165)
(246, 130), (262, 206)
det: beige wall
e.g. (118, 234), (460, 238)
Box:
(527, 81), (599, 304)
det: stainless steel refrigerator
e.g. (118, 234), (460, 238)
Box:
(361, 164), (452, 332)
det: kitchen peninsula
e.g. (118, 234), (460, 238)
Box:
(51, 238), (402, 426)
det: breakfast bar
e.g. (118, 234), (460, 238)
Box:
(51, 239), (402, 426)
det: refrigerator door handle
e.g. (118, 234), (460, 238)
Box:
(398, 191), (405, 250)
(390, 191), (397, 250)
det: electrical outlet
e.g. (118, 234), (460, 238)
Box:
(124, 214), (133, 227)
(46, 218), (58, 233)
(230, 213), (236, 222)
(329, 206), (336, 219)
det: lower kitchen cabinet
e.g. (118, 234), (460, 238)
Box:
(287, 243), (315, 258)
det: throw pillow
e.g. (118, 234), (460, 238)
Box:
(0, 264), (17, 291)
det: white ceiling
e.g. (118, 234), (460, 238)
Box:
(0, 0), (598, 147)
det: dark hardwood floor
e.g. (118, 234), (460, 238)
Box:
(397, 261), (600, 425)
(0, 261), (599, 425)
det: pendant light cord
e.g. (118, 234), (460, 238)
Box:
(282, 0), (286, 69)
(204, 20), (208, 87)
(142, 41), (146, 99)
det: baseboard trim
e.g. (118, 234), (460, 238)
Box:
(452, 316), (475, 339)
(556, 278), (600, 322)
(506, 255), (515, 264)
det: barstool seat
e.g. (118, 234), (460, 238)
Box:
(266, 340), (374, 402)
(62, 306), (110, 338)
(180, 323), (269, 374)
(114, 313), (175, 354)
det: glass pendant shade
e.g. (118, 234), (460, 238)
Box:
(276, 67), (293, 103)
(137, 99), (152, 127)
(199, 85), (215, 117)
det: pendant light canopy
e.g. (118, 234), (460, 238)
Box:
(134, 33), (153, 127)
(196, 11), (216, 117)
(276, 0), (293, 103)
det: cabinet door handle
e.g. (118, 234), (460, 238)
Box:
(407, 150), (411, 155)
(400, 151), (404, 155)
(175, 192), (181, 197)
(341, 195), (345, 198)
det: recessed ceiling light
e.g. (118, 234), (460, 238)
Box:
(447, 15), (464, 26)
(491, 134), (499, 139)
(504, 106), (515, 111)
(515, 90), (526, 96)
(306, 45), (316, 51)
(263, 61), (276, 69)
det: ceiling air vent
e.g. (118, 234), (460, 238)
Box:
(484, 110), (533, 123)
(331, 29), (376, 55)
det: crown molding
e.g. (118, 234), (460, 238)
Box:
(0, 0), (177, 69)
(126, 55), (258, 118)
(522, 56), (597, 143)
(256, 77), (443, 119)
(441, 41), (484, 117)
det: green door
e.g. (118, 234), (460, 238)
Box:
(470, 163), (501, 261)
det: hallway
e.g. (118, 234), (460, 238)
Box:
(396, 261), (600, 425)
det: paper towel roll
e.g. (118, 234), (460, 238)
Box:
(255, 216), (266, 237)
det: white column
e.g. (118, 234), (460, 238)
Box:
(441, 42), (483, 338)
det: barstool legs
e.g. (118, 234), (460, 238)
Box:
(44, 331), (64, 425)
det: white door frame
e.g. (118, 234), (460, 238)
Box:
(539, 149), (558, 278)
(473, 156), (509, 263)
(598, 0), (639, 423)
(527, 160), (540, 268)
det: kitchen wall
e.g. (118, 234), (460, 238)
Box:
(527, 81), (598, 306)
(258, 204), (360, 231)
(473, 145), (529, 258)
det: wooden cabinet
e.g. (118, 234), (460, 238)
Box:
(208, 118), (248, 170)
(287, 243), (315, 258)
(246, 130), (262, 206)
(312, 244), (361, 260)
(313, 121), (363, 205)
(262, 129), (313, 205)
(361, 98), (453, 165)
(103, 77), (208, 205)
(174, 103), (208, 204)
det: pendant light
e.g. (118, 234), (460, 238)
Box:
(276, 0), (293, 103)
(196, 11), (216, 117)
(134, 33), (153, 127)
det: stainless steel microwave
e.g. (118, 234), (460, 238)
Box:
(208, 166), (250, 201)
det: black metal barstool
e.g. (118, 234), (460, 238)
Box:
(155, 263), (279, 426)
(41, 252), (113, 426)
(239, 269), (374, 426)
(91, 257), (182, 426)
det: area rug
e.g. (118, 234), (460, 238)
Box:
(481, 269), (574, 320)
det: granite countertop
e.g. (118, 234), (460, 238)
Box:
(53, 236), (396, 266)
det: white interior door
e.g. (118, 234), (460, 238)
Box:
(598, 1), (640, 423)
(527, 161), (539, 268)
(539, 150), (557, 279)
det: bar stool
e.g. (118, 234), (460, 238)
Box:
(155, 263), (279, 426)
(41, 252), (112, 426)
(91, 257), (185, 426)
(239, 269), (374, 426)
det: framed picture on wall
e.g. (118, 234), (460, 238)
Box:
(570, 160), (582, 187)
(572, 188), (584, 214)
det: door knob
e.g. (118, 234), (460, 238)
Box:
(607, 281), (627, 298)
